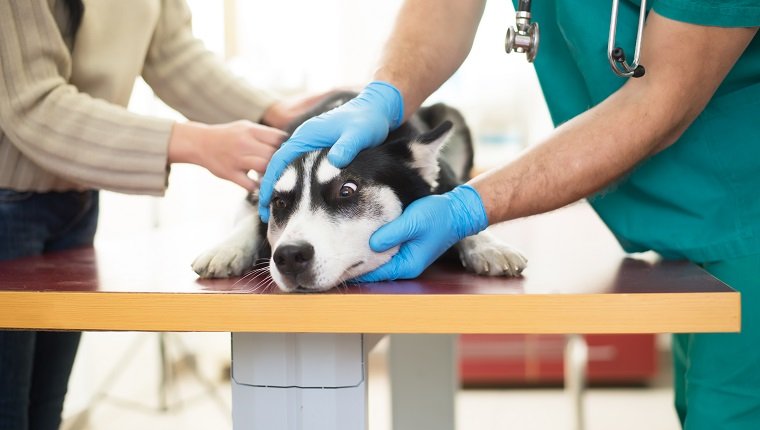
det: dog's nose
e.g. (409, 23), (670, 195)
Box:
(273, 241), (314, 275)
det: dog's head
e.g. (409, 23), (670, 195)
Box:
(267, 122), (453, 292)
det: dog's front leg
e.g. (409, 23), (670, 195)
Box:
(192, 212), (264, 278)
(455, 232), (527, 277)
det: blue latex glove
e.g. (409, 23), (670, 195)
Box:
(258, 81), (403, 222)
(354, 184), (489, 282)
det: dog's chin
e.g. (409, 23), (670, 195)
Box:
(270, 271), (328, 293)
(271, 246), (399, 293)
(281, 284), (331, 294)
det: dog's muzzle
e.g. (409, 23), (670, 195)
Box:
(273, 240), (314, 277)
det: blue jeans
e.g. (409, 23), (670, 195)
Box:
(0, 189), (99, 430)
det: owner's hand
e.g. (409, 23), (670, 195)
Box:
(258, 81), (404, 222)
(353, 184), (489, 282)
(259, 89), (347, 131)
(169, 120), (287, 191)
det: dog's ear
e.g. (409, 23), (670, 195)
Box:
(407, 121), (453, 188)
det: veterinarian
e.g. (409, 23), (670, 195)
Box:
(0, 1), (333, 428)
(259, 1), (760, 428)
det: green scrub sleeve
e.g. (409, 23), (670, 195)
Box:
(652, 0), (760, 27)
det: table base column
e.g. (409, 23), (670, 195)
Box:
(231, 333), (369, 430)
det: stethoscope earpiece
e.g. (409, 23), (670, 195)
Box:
(611, 47), (647, 78)
(607, 0), (647, 78)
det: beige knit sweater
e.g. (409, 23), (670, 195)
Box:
(0, 0), (275, 195)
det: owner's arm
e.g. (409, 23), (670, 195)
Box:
(142, 0), (277, 126)
(0, 0), (174, 195)
(374, 0), (486, 119)
(470, 12), (757, 223)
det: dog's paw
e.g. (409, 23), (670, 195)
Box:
(456, 234), (527, 277)
(192, 245), (255, 279)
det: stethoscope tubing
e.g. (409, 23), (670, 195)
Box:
(607, 0), (647, 77)
(507, 0), (647, 78)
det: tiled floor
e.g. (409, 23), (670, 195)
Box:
(62, 333), (680, 430)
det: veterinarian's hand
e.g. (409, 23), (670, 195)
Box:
(169, 120), (287, 191)
(258, 81), (404, 222)
(354, 184), (489, 282)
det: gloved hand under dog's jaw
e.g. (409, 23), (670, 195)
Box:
(258, 81), (404, 222)
(352, 184), (512, 282)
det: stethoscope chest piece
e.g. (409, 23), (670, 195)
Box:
(505, 3), (539, 63)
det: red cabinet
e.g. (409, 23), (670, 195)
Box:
(459, 334), (658, 386)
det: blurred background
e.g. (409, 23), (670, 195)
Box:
(61, 1), (679, 429)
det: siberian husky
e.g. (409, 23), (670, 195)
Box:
(192, 93), (527, 292)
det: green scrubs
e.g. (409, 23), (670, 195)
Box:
(514, 1), (760, 428)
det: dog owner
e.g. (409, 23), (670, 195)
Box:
(0, 1), (331, 428)
(259, 1), (760, 428)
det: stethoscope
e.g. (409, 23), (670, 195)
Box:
(505, 0), (647, 78)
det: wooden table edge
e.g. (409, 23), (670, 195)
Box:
(0, 290), (740, 334)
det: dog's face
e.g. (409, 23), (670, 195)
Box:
(267, 123), (452, 292)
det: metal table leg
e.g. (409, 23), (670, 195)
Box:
(389, 334), (457, 430)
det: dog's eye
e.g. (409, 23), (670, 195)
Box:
(339, 181), (358, 198)
(272, 196), (287, 209)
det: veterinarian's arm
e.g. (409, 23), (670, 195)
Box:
(358, 12), (756, 281)
(470, 13), (756, 224)
(374, 0), (486, 120)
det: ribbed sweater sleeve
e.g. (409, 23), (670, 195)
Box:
(142, 0), (277, 124)
(0, 0), (173, 195)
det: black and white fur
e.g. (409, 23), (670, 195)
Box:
(192, 93), (527, 292)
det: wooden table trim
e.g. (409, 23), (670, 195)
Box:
(0, 290), (739, 334)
